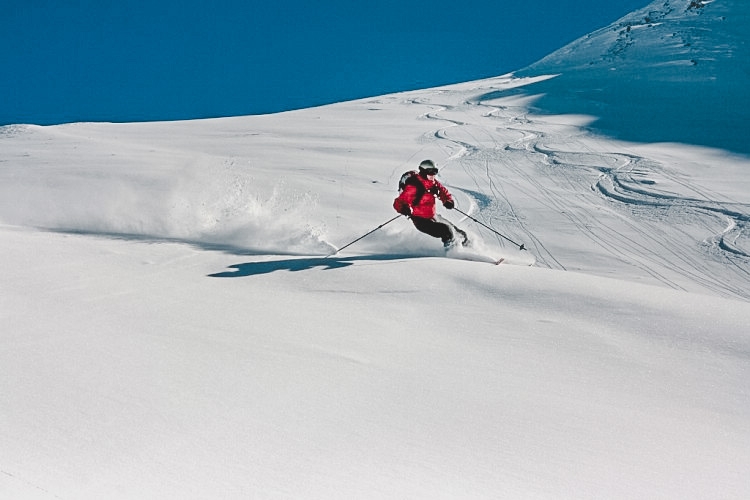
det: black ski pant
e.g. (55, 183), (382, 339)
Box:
(410, 215), (467, 244)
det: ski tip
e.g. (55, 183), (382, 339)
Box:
(495, 258), (505, 265)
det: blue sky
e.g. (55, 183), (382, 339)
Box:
(1, 1), (649, 125)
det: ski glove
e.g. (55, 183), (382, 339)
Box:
(444, 200), (455, 210)
(399, 205), (412, 216)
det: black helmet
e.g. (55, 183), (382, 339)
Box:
(419, 159), (438, 175)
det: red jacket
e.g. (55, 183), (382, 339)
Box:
(393, 173), (454, 219)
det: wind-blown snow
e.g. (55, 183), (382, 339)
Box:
(2, 0), (749, 498)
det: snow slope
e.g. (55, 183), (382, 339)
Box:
(515, 0), (750, 154)
(2, 0), (749, 498)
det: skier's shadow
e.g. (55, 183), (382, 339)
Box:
(208, 254), (417, 278)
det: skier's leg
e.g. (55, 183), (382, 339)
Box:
(453, 224), (469, 245)
(411, 217), (454, 243)
(434, 215), (469, 245)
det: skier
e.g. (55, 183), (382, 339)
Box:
(393, 160), (468, 248)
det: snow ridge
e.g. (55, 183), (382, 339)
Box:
(514, 0), (750, 153)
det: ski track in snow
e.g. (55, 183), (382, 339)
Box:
(414, 84), (750, 300)
(1, 72), (748, 300)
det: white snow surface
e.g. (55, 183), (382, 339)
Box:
(2, 1), (750, 498)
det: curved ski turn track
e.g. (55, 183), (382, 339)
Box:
(403, 78), (750, 300)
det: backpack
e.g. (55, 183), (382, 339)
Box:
(398, 170), (427, 206)
(398, 170), (419, 192)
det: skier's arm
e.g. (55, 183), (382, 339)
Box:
(436, 182), (455, 209)
(393, 185), (417, 216)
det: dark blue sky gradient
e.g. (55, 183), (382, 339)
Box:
(1, 1), (649, 125)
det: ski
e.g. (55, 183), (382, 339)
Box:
(445, 246), (505, 265)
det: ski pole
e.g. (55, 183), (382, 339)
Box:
(327, 215), (402, 257)
(454, 207), (526, 251)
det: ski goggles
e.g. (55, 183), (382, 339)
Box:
(421, 167), (439, 175)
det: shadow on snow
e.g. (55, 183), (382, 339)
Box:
(208, 254), (422, 277)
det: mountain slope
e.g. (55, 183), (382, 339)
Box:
(1, 1), (750, 498)
(3, 225), (750, 499)
(515, 0), (750, 154)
